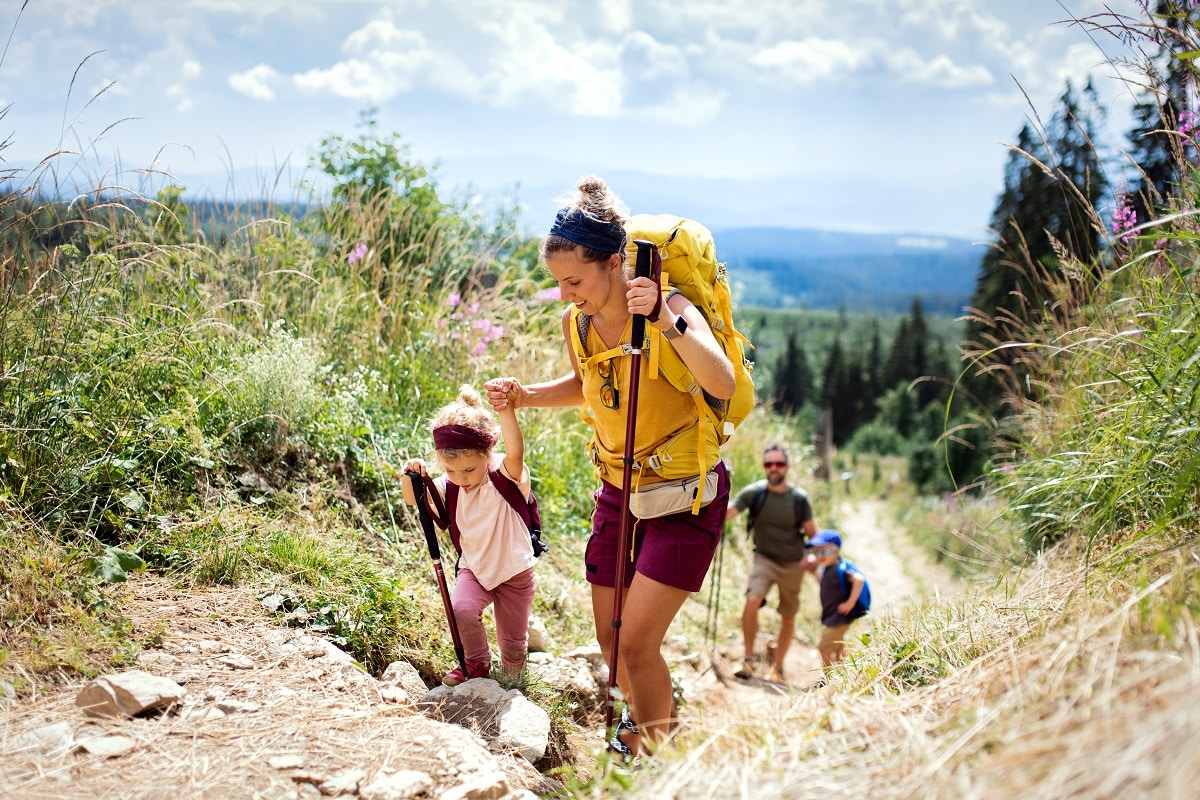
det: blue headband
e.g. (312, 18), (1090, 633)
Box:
(549, 207), (626, 254)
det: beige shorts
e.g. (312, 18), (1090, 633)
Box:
(745, 552), (807, 617)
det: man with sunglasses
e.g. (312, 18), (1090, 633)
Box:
(724, 443), (818, 682)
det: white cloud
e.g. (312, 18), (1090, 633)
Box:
(181, 60), (203, 80)
(750, 38), (871, 83)
(293, 58), (404, 102)
(167, 84), (194, 114)
(637, 86), (725, 126)
(228, 64), (281, 101)
(889, 49), (994, 88)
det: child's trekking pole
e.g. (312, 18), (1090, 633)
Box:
(405, 470), (469, 681)
(605, 239), (655, 736)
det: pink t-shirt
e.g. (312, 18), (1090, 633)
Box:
(434, 454), (536, 591)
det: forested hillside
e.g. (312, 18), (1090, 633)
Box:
(716, 226), (981, 313)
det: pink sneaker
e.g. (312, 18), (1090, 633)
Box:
(442, 660), (489, 686)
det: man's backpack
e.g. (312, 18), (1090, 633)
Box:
(837, 559), (871, 619)
(568, 214), (756, 513)
(747, 483), (810, 535)
(421, 470), (548, 560)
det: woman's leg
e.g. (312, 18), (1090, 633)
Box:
(593, 574), (689, 753)
(492, 568), (535, 673)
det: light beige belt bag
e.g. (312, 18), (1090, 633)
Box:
(630, 470), (720, 519)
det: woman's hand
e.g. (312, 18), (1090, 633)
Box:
(485, 377), (525, 411)
(626, 276), (663, 320)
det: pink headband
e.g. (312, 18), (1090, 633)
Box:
(432, 424), (497, 451)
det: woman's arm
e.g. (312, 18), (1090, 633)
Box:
(485, 308), (585, 411)
(627, 280), (736, 399)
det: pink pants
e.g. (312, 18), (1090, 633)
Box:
(451, 567), (535, 672)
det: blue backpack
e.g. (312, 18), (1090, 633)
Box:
(837, 559), (871, 619)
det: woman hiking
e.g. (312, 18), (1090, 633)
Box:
(485, 175), (734, 757)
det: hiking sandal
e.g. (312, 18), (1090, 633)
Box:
(619, 706), (639, 734)
(608, 729), (636, 760)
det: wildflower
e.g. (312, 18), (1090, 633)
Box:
(347, 243), (368, 264)
(533, 287), (561, 303)
(1111, 194), (1137, 244)
(1179, 109), (1199, 137)
(448, 293), (461, 308)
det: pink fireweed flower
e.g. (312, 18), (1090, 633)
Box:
(448, 293), (461, 308)
(1179, 109), (1199, 137)
(1112, 194), (1137, 244)
(533, 287), (561, 302)
(347, 243), (368, 264)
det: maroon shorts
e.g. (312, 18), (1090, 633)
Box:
(585, 462), (729, 593)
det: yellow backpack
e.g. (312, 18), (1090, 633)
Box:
(569, 213), (756, 512)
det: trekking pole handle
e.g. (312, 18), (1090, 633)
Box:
(632, 239), (654, 345)
(404, 469), (442, 559)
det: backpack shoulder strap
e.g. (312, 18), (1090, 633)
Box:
(489, 467), (548, 557)
(570, 307), (590, 361)
(792, 489), (810, 536)
(420, 474), (449, 530)
(488, 467), (533, 529)
(441, 480), (463, 554)
(747, 483), (769, 531)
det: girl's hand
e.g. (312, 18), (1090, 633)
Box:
(837, 599), (855, 615)
(403, 459), (427, 476)
(485, 377), (523, 411)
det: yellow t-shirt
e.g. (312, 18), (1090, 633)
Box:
(580, 316), (700, 486)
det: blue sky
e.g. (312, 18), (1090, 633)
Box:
(2, 0), (1144, 240)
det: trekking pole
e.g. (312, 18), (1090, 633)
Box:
(605, 239), (655, 735)
(405, 470), (469, 680)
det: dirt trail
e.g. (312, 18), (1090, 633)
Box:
(678, 498), (961, 720)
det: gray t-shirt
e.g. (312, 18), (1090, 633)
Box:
(731, 479), (813, 563)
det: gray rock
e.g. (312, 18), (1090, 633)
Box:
(359, 769), (434, 800)
(380, 660), (429, 704)
(75, 670), (185, 718)
(420, 679), (550, 764)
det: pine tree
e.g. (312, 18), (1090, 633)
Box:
(772, 328), (813, 415)
(964, 79), (1110, 415)
(1125, 1), (1198, 222)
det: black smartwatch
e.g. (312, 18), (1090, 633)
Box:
(661, 315), (688, 340)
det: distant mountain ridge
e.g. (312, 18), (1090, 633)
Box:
(713, 226), (984, 315)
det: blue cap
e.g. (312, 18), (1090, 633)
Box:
(807, 529), (842, 548)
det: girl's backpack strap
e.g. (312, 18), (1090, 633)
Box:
(421, 474), (461, 554)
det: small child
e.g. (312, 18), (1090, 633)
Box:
(807, 529), (869, 669)
(402, 384), (537, 686)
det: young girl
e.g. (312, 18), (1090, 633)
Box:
(401, 384), (537, 686)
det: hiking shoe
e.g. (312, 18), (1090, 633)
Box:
(767, 666), (786, 683)
(442, 660), (489, 686)
(734, 657), (756, 680)
(619, 706), (639, 734)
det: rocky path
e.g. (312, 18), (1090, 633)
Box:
(677, 497), (961, 723)
(1, 498), (958, 797)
